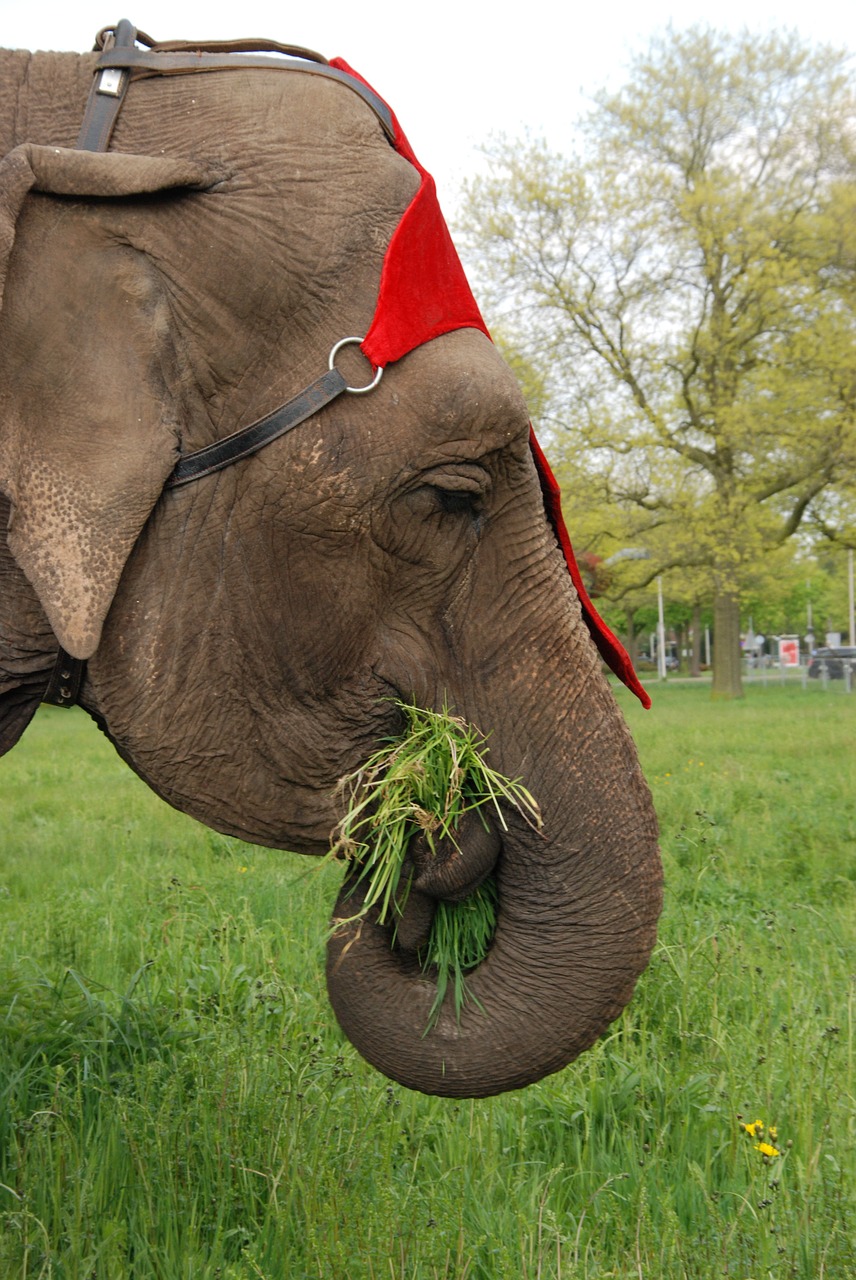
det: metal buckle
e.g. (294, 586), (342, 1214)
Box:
(96, 68), (125, 96)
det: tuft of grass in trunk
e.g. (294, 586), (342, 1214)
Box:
(421, 876), (500, 1027)
(330, 702), (541, 1020)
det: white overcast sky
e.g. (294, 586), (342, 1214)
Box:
(2, 0), (854, 209)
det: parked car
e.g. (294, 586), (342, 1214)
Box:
(807, 647), (856, 679)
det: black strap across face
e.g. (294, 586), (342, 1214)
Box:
(167, 368), (347, 489)
(42, 24), (388, 706)
(168, 337), (384, 488)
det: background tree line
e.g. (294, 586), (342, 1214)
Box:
(460, 26), (856, 697)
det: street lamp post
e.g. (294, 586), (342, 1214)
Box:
(657, 576), (667, 681)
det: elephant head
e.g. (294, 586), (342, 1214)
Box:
(0, 35), (661, 1097)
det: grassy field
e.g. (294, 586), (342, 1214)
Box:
(1, 683), (854, 1279)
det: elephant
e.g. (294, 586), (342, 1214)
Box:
(0, 24), (662, 1098)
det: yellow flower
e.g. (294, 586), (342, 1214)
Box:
(768, 1126), (778, 1142)
(755, 1142), (780, 1158)
(742, 1119), (764, 1138)
(239, 866), (248, 873)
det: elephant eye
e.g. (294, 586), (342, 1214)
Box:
(420, 465), (490, 522)
(432, 486), (482, 517)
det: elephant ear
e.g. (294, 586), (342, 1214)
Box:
(0, 144), (217, 660)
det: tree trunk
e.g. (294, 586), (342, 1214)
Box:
(675, 622), (686, 674)
(711, 590), (743, 699)
(690, 604), (702, 677)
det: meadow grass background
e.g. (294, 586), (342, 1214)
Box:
(1, 682), (853, 1279)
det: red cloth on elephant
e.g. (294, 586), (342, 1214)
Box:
(331, 59), (650, 709)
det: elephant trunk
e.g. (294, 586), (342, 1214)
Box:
(325, 673), (661, 1098)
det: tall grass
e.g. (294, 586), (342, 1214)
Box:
(1, 684), (854, 1278)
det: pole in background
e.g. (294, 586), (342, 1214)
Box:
(657, 576), (667, 680)
(849, 548), (855, 648)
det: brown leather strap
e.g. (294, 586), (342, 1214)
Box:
(94, 23), (156, 50)
(148, 37), (328, 62)
(94, 47), (395, 140)
(76, 19), (138, 152)
(84, 29), (394, 143)
(95, 28), (324, 60)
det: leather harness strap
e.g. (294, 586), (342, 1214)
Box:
(43, 648), (87, 707)
(75, 19), (138, 152)
(76, 25), (394, 148)
(166, 368), (348, 489)
(43, 24), (389, 707)
(92, 36), (395, 139)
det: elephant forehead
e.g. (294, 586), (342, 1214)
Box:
(381, 332), (531, 452)
(127, 70), (417, 242)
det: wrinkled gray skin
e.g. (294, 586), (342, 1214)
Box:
(0, 46), (661, 1097)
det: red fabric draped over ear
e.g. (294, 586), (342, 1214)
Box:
(527, 432), (651, 707)
(331, 58), (650, 708)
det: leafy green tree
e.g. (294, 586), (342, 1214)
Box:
(461, 27), (856, 698)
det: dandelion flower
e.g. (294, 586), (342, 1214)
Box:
(742, 1120), (764, 1138)
(755, 1142), (780, 1158)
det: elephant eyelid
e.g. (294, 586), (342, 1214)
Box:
(419, 464), (491, 497)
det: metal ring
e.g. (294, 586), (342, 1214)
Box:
(328, 336), (383, 395)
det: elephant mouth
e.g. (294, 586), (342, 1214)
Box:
(385, 810), (503, 955)
(332, 808), (502, 955)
